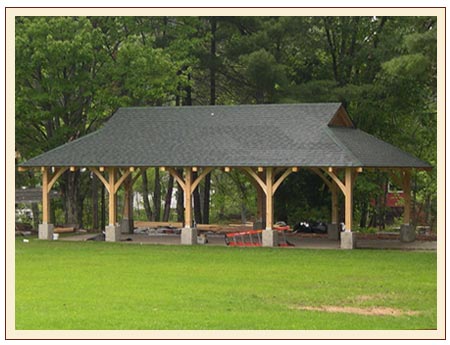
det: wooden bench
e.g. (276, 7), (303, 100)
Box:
(134, 221), (183, 229)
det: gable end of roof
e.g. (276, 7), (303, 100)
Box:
(328, 105), (355, 128)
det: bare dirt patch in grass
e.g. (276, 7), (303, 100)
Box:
(293, 305), (419, 317)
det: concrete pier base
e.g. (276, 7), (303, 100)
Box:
(105, 225), (121, 242)
(181, 227), (197, 245)
(38, 223), (54, 240)
(400, 224), (416, 243)
(120, 218), (134, 234)
(327, 223), (339, 240)
(340, 231), (356, 249)
(262, 229), (279, 247)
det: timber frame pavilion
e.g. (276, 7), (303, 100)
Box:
(18, 103), (431, 249)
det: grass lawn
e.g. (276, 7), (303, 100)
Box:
(15, 239), (436, 330)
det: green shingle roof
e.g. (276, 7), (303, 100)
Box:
(20, 103), (431, 169)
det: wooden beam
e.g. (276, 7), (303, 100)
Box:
(114, 169), (132, 191)
(191, 167), (213, 192)
(310, 167), (332, 189)
(184, 167), (192, 228)
(224, 167), (231, 172)
(257, 166), (264, 172)
(17, 166), (28, 172)
(192, 166), (198, 172)
(48, 167), (68, 190)
(166, 167), (186, 192)
(99, 166), (105, 172)
(108, 167), (117, 225)
(292, 167), (299, 172)
(89, 167), (110, 193)
(239, 168), (266, 222)
(265, 167), (273, 230)
(242, 167), (267, 195)
(323, 168), (346, 196)
(402, 169), (412, 225)
(70, 166), (76, 172)
(310, 168), (339, 224)
(42, 167), (50, 224)
(344, 168), (353, 232)
(272, 168), (292, 195)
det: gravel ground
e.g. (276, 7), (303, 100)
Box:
(59, 231), (437, 250)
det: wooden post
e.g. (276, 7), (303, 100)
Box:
(265, 167), (273, 230)
(331, 181), (339, 224)
(344, 168), (353, 232)
(108, 167), (117, 225)
(402, 169), (411, 225)
(42, 167), (50, 224)
(256, 187), (264, 220)
(184, 167), (192, 228)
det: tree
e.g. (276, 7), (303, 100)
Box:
(16, 17), (113, 225)
(15, 16), (437, 231)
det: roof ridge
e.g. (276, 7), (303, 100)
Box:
(324, 126), (363, 166)
(118, 102), (342, 110)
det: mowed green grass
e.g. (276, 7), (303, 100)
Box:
(15, 239), (436, 330)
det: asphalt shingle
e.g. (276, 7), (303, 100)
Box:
(20, 103), (431, 169)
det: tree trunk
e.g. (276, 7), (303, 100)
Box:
(122, 174), (133, 224)
(412, 172), (417, 226)
(203, 20), (216, 225)
(176, 182), (184, 223)
(192, 171), (202, 225)
(92, 173), (99, 230)
(255, 89), (265, 104)
(50, 199), (56, 224)
(359, 199), (368, 228)
(61, 170), (81, 226)
(153, 167), (161, 221)
(240, 202), (247, 224)
(203, 174), (211, 224)
(163, 174), (174, 222)
(210, 17), (217, 106)
(78, 193), (85, 229)
(184, 73), (192, 106)
(31, 202), (39, 230)
(425, 194), (432, 228)
(101, 183), (106, 230)
(176, 168), (184, 223)
(378, 180), (388, 231)
(276, 199), (288, 223)
(141, 169), (153, 221)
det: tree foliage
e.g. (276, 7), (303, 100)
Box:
(15, 16), (437, 230)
